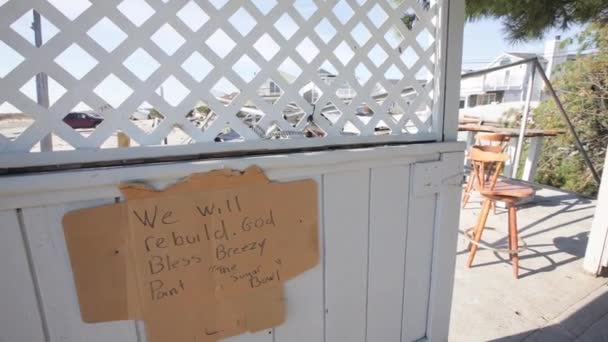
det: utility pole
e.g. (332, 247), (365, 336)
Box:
(158, 86), (168, 144)
(32, 10), (53, 152)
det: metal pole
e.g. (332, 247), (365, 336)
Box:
(511, 63), (535, 178)
(32, 10), (53, 152)
(533, 59), (601, 185)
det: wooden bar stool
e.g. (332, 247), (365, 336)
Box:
(462, 144), (509, 209)
(466, 182), (535, 278)
(474, 132), (510, 152)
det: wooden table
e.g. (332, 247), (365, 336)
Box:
(459, 124), (564, 182)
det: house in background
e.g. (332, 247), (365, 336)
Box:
(257, 71), (297, 102)
(459, 36), (576, 122)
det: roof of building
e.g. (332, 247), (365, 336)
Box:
(505, 52), (540, 59)
(479, 52), (548, 70)
(317, 68), (336, 77)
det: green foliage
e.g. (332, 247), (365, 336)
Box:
(499, 108), (523, 128)
(466, 0), (608, 42)
(400, 0), (431, 29)
(405, 0), (607, 42)
(533, 23), (608, 196)
(196, 105), (211, 115)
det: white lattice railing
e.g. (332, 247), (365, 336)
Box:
(0, 0), (449, 168)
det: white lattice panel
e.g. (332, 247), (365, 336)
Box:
(0, 0), (444, 164)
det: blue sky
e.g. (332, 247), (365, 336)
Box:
(462, 18), (585, 70)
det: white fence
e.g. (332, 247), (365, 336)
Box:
(0, 0), (456, 169)
(0, 143), (464, 342)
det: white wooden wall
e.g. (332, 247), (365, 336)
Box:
(0, 142), (463, 342)
(584, 147), (608, 275)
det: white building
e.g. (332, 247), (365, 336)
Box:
(459, 36), (576, 122)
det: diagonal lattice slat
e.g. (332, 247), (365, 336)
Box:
(0, 0), (442, 160)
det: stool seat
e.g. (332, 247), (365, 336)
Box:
(480, 181), (535, 203)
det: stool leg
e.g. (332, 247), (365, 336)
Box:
(508, 220), (513, 260)
(508, 205), (519, 279)
(462, 166), (477, 209)
(462, 172), (475, 208)
(467, 198), (492, 268)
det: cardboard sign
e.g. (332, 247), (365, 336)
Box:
(63, 167), (319, 342)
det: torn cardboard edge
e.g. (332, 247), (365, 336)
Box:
(63, 166), (319, 342)
(118, 167), (271, 199)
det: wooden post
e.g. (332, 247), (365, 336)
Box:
(425, 1), (466, 340)
(522, 136), (543, 182)
(511, 63), (535, 178)
(435, 0), (465, 142)
(503, 137), (517, 177)
(584, 147), (608, 275)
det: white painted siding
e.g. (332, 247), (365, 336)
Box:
(21, 202), (139, 342)
(324, 170), (370, 342)
(461, 62), (529, 97)
(584, 149), (608, 274)
(366, 166), (410, 342)
(503, 90), (523, 103)
(0, 210), (46, 342)
(0, 143), (464, 342)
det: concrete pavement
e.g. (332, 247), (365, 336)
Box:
(450, 188), (608, 342)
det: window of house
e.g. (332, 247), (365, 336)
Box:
(476, 93), (497, 106)
(269, 81), (281, 94)
(468, 94), (477, 108)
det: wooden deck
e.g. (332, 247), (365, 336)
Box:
(451, 187), (608, 341)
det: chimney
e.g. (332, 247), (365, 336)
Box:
(544, 35), (568, 80)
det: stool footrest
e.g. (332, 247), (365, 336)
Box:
(464, 226), (527, 254)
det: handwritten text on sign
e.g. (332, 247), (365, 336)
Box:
(127, 181), (318, 305)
